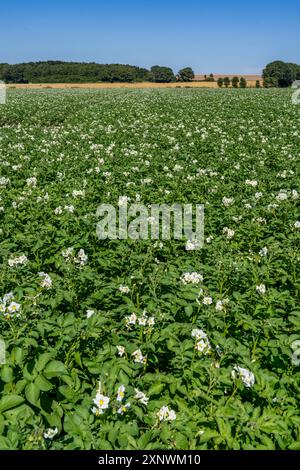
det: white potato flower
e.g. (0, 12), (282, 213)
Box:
(117, 385), (126, 402)
(116, 345), (125, 357)
(119, 285), (130, 294)
(132, 349), (146, 364)
(43, 427), (58, 439)
(232, 366), (255, 388)
(157, 406), (176, 422)
(134, 389), (149, 406)
(86, 309), (95, 318)
(256, 284), (266, 295)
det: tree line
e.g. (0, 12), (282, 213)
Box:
(1, 59), (298, 88)
(0, 61), (196, 84)
(216, 76), (250, 88)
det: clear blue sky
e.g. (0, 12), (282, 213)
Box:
(0, 0), (299, 74)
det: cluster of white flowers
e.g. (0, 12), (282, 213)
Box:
(8, 254), (28, 267)
(0, 292), (21, 320)
(222, 197), (235, 207)
(180, 272), (203, 285)
(0, 176), (10, 187)
(118, 196), (130, 206)
(294, 221), (300, 229)
(54, 205), (75, 215)
(125, 311), (155, 328)
(54, 206), (63, 215)
(132, 349), (147, 364)
(277, 170), (294, 179)
(157, 406), (176, 422)
(185, 239), (201, 251)
(256, 284), (266, 295)
(119, 285), (130, 294)
(191, 328), (211, 355)
(276, 190), (288, 202)
(215, 298), (229, 311)
(61, 247), (74, 261)
(26, 177), (37, 187)
(202, 296), (213, 305)
(223, 227), (235, 239)
(62, 248), (88, 265)
(75, 249), (88, 265)
(72, 189), (85, 198)
(232, 366), (255, 388)
(38, 272), (53, 289)
(259, 247), (268, 257)
(91, 382), (131, 417)
(245, 179), (258, 187)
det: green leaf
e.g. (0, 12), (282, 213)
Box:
(148, 383), (164, 396)
(289, 442), (300, 450)
(11, 347), (23, 366)
(35, 352), (54, 372)
(0, 395), (25, 413)
(1, 366), (13, 383)
(44, 360), (68, 379)
(25, 382), (40, 406)
(0, 436), (12, 450)
(35, 374), (53, 392)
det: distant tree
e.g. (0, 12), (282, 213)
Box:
(262, 61), (296, 87)
(217, 77), (224, 87)
(256, 80), (261, 88)
(239, 77), (247, 88)
(263, 76), (277, 88)
(150, 66), (175, 83)
(223, 77), (230, 88)
(204, 74), (207, 80)
(205, 74), (215, 82)
(231, 76), (239, 88)
(177, 67), (195, 82)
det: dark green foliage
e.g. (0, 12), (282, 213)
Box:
(0, 61), (151, 84)
(262, 61), (298, 88)
(263, 77), (277, 88)
(223, 77), (230, 88)
(239, 77), (247, 88)
(177, 67), (195, 82)
(232, 76), (239, 88)
(150, 66), (176, 83)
